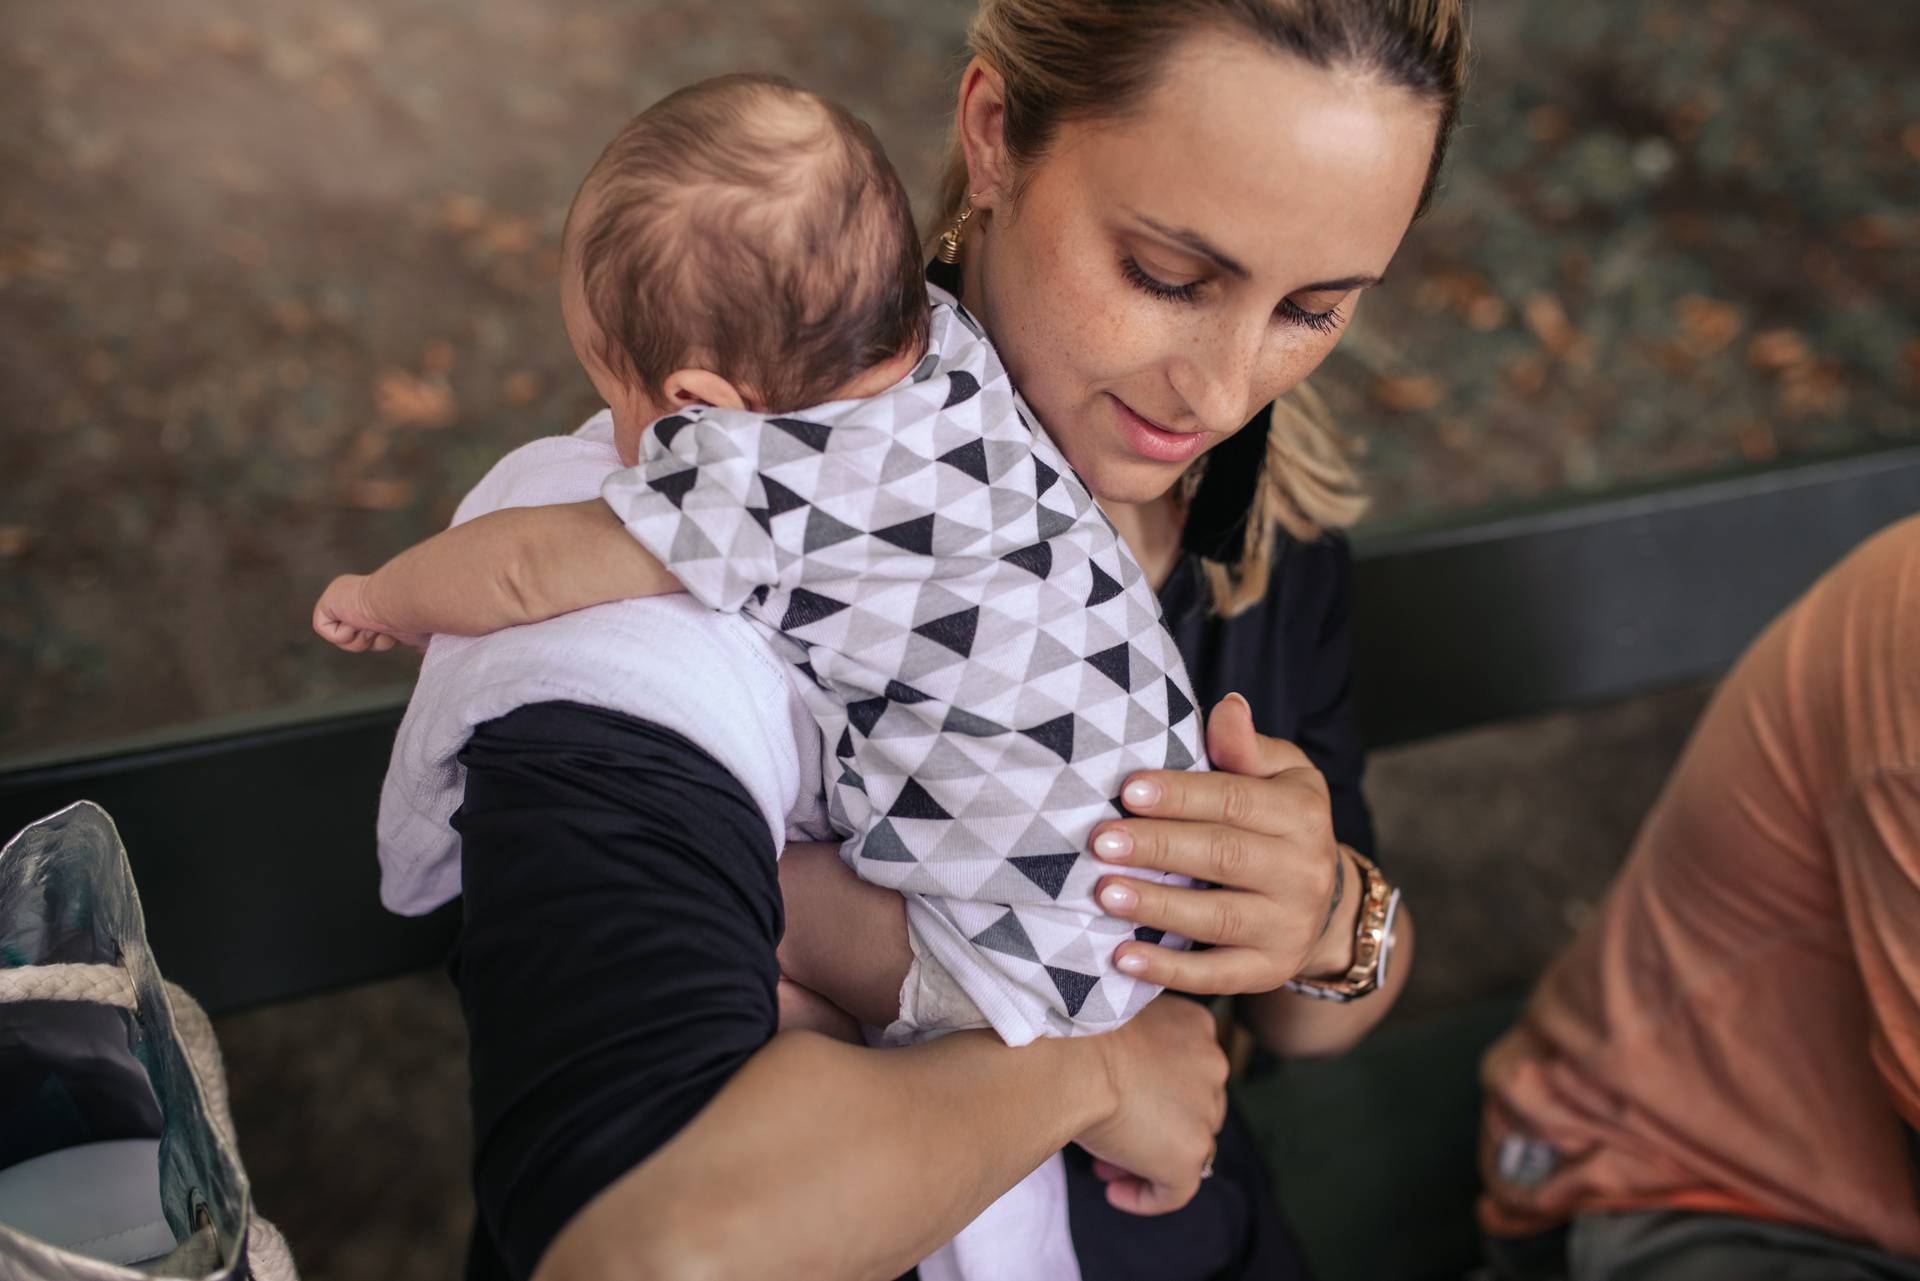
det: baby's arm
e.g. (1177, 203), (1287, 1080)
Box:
(313, 499), (683, 651)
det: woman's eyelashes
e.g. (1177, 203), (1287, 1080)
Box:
(1120, 253), (1201, 303)
(1118, 255), (1345, 334)
(1279, 297), (1344, 334)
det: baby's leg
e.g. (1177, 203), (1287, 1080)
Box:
(775, 841), (913, 1029)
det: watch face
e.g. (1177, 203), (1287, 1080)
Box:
(1375, 889), (1403, 990)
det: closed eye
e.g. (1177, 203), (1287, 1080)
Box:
(1122, 253), (1350, 334)
(1279, 298), (1344, 334)
(1120, 254), (1201, 303)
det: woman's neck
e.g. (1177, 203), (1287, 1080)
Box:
(1101, 488), (1187, 592)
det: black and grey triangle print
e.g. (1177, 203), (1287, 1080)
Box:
(603, 285), (1209, 1046)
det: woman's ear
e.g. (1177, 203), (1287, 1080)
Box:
(662, 367), (751, 412)
(955, 56), (1010, 208)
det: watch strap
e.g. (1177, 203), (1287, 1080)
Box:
(1281, 848), (1397, 1003)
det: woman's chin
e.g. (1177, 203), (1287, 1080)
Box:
(1081, 457), (1186, 509)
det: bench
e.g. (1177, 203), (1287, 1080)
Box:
(4, 440), (1915, 1279)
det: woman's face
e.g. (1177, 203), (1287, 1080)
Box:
(959, 29), (1438, 506)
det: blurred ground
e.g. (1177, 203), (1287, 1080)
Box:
(2, 0), (1914, 757)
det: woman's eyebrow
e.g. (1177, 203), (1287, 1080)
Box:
(1131, 213), (1251, 279)
(1127, 212), (1382, 292)
(1297, 272), (1384, 292)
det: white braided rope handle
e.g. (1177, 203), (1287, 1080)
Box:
(0, 962), (137, 1008)
(0, 964), (299, 1281)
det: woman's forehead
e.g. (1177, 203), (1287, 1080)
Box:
(1049, 29), (1436, 285)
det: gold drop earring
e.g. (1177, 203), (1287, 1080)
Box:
(937, 193), (984, 265)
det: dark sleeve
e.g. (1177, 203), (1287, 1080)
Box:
(1293, 535), (1377, 860)
(449, 701), (784, 1279)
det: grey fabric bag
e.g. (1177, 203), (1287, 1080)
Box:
(0, 802), (295, 1280)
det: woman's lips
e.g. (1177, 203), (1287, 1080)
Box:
(1109, 394), (1208, 464)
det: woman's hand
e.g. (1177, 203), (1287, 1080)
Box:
(1074, 994), (1229, 1216)
(1088, 693), (1354, 995)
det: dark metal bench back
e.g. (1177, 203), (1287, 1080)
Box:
(3, 446), (1915, 1013)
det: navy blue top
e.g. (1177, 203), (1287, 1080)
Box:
(449, 526), (1369, 1280)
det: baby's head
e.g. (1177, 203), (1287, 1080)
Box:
(561, 74), (930, 462)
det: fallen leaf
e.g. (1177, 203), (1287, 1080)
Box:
(1373, 376), (1445, 412)
(272, 300), (314, 336)
(374, 370), (457, 429)
(1778, 360), (1847, 419)
(1747, 329), (1809, 373)
(1466, 295), (1508, 331)
(1526, 104), (1570, 143)
(204, 22), (258, 60)
(344, 429), (389, 469)
(438, 193), (488, 236)
(1673, 294), (1742, 358)
(1503, 354), (1550, 396)
(215, 227), (270, 267)
(501, 370), (543, 405)
(480, 216), (538, 256)
(1523, 293), (1579, 358)
(345, 478), (416, 511)
(1736, 421), (1778, 462)
(1842, 215), (1895, 251)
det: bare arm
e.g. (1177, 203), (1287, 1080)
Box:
(535, 998), (1227, 1281)
(315, 500), (680, 648)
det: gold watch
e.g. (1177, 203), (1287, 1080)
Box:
(1281, 847), (1400, 1003)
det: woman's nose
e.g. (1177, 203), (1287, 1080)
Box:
(1170, 314), (1266, 435)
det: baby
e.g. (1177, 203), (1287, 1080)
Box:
(319, 73), (1208, 1048)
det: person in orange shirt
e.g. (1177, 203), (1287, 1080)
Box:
(1480, 513), (1920, 1280)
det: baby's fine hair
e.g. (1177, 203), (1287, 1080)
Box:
(566, 73), (930, 413)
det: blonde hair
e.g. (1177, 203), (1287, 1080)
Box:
(931, 0), (1470, 616)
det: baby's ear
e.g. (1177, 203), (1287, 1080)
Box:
(663, 367), (750, 412)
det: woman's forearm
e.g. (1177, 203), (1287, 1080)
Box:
(535, 1027), (1113, 1281)
(1241, 907), (1415, 1058)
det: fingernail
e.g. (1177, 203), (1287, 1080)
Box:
(1099, 882), (1137, 913)
(1225, 692), (1250, 714)
(1122, 778), (1161, 810)
(1093, 829), (1133, 861)
(1116, 952), (1147, 975)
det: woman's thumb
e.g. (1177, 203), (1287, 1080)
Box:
(1205, 692), (1257, 771)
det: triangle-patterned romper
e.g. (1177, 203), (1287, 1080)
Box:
(603, 286), (1209, 1046)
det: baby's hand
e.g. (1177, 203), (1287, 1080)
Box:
(312, 573), (426, 653)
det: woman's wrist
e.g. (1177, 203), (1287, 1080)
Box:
(1294, 844), (1364, 981)
(1062, 1023), (1125, 1131)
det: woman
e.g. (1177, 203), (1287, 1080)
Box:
(432, 3), (1469, 1278)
